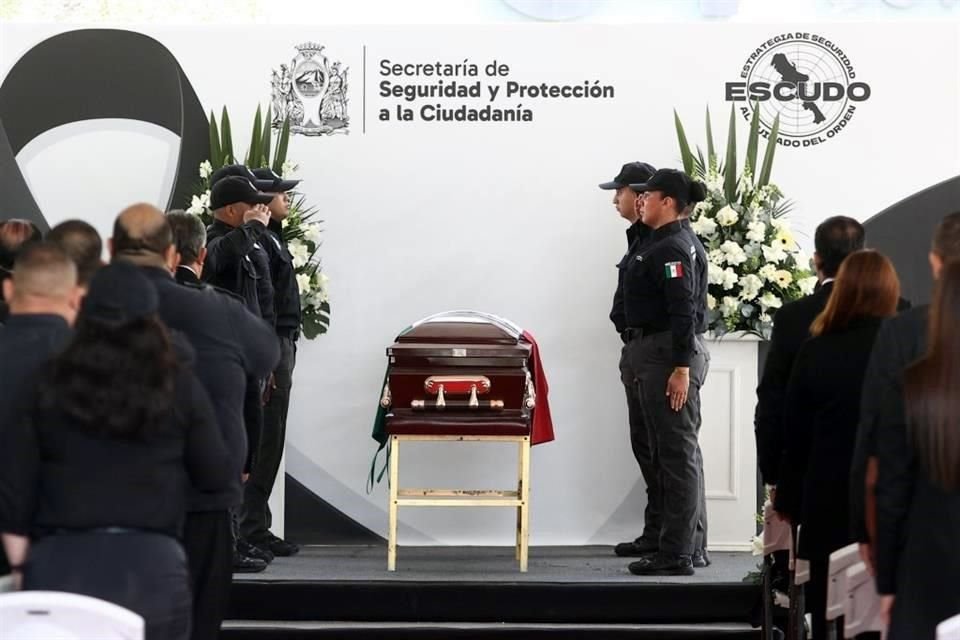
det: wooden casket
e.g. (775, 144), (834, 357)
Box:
(379, 311), (535, 437)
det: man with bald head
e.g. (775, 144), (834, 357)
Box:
(111, 203), (279, 640)
(0, 242), (78, 584)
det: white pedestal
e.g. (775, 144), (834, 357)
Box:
(266, 453), (285, 539)
(701, 333), (760, 552)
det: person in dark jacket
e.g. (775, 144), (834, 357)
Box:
(774, 250), (901, 639)
(873, 214), (960, 640)
(0, 261), (233, 640)
(110, 204), (279, 640)
(167, 210), (271, 573)
(0, 243), (78, 580)
(204, 172), (276, 325)
(621, 168), (710, 576)
(876, 265), (960, 638)
(850, 211), (960, 569)
(755, 216), (866, 490)
(599, 162), (663, 559)
(239, 167), (305, 557)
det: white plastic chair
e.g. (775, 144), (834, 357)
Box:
(938, 613), (960, 639)
(0, 591), (144, 639)
(827, 543), (861, 621)
(844, 562), (886, 637)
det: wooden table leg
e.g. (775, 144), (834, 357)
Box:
(388, 436), (400, 571)
(518, 436), (530, 572)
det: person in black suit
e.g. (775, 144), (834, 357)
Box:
(167, 210), (271, 573)
(0, 261), (234, 640)
(849, 212), (960, 577)
(774, 251), (901, 639)
(871, 213), (960, 639)
(110, 204), (279, 640)
(0, 243), (78, 582)
(755, 216), (866, 490)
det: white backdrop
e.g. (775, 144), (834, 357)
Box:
(1, 22), (956, 546)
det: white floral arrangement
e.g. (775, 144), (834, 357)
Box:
(676, 107), (815, 338)
(186, 106), (330, 338)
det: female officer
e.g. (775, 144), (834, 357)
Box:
(621, 168), (709, 576)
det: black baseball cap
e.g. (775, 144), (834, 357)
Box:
(253, 167), (300, 193)
(630, 168), (692, 200)
(598, 162), (656, 190)
(210, 164), (275, 191)
(209, 176), (274, 210)
(81, 261), (158, 328)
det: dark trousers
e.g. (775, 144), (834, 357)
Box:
(627, 332), (709, 557)
(620, 342), (661, 545)
(242, 336), (296, 541)
(183, 510), (233, 640)
(24, 530), (191, 640)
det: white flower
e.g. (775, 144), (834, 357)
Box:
(281, 217), (290, 229)
(693, 201), (711, 217)
(759, 291), (783, 310)
(770, 217), (789, 232)
(708, 262), (725, 285)
(690, 215), (718, 238)
(721, 296), (740, 317)
(746, 220), (767, 244)
(281, 161), (298, 179)
(721, 267), (738, 290)
(798, 276), (818, 296)
(296, 273), (311, 295)
(199, 160), (212, 180)
(186, 190), (210, 215)
(708, 249), (726, 266)
(774, 226), (795, 250)
(760, 312), (772, 324)
(773, 270), (793, 288)
(705, 172), (723, 194)
(751, 534), (765, 557)
(716, 205), (740, 227)
(739, 274), (763, 301)
(314, 272), (330, 303)
(758, 264), (777, 282)
(288, 239), (310, 269)
(720, 241), (748, 266)
(707, 293), (717, 310)
(303, 222), (323, 246)
(762, 243), (788, 263)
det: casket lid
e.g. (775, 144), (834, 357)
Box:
(397, 310), (523, 345)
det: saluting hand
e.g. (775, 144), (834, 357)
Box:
(666, 368), (690, 412)
(243, 204), (271, 226)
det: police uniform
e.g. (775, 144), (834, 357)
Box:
(680, 217), (711, 560)
(600, 161), (666, 557)
(622, 215), (709, 571)
(241, 168), (303, 557)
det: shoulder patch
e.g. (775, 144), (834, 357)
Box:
(664, 261), (684, 278)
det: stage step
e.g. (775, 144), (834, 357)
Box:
(220, 620), (762, 639)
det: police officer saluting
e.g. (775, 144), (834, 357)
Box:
(621, 168), (709, 576)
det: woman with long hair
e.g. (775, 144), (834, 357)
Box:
(0, 262), (232, 640)
(877, 258), (960, 638)
(774, 250), (900, 639)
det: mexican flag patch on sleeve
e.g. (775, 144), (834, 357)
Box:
(664, 262), (684, 278)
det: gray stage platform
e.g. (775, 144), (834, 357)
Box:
(234, 545), (759, 584)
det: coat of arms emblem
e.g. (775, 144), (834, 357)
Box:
(271, 42), (349, 136)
